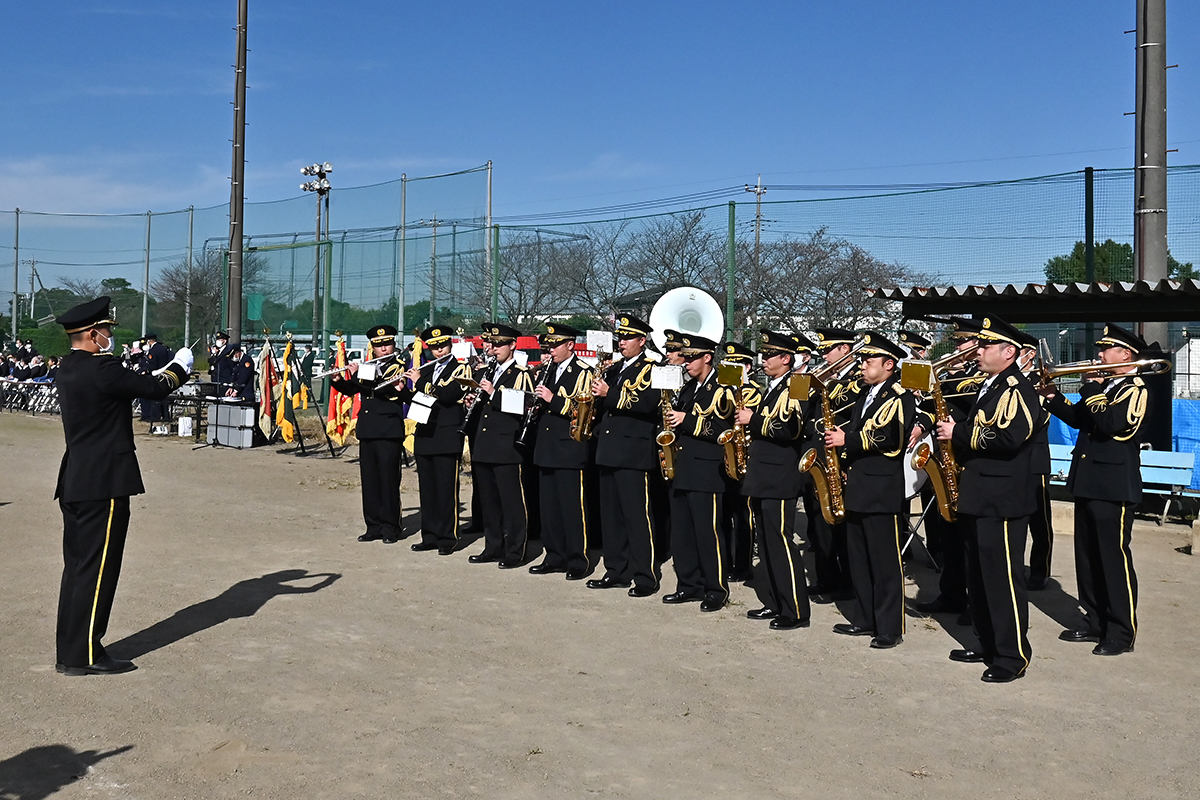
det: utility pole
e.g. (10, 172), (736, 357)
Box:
(1135, 0), (1168, 348)
(744, 175), (766, 279)
(226, 0), (249, 346)
(428, 216), (438, 326)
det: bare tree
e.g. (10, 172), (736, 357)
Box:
(57, 277), (103, 299)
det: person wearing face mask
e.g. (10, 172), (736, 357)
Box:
(52, 296), (193, 676)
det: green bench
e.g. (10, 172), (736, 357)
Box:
(1048, 443), (1197, 525)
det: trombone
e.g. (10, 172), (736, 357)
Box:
(1035, 357), (1171, 387)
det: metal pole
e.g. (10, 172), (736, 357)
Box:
(311, 192), (321, 347)
(398, 174), (406, 334)
(491, 224), (499, 321)
(289, 233), (298, 310)
(338, 230), (346, 300)
(1135, 0), (1169, 347)
(429, 215), (438, 325)
(185, 205), (194, 345)
(226, 0), (248, 345)
(726, 201), (736, 337)
(11, 209), (18, 339)
(486, 160), (492, 318)
(141, 211), (151, 336)
(1084, 168), (1095, 351)
(450, 222), (457, 312)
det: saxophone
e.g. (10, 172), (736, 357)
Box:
(717, 377), (752, 480)
(569, 351), (608, 442)
(800, 381), (845, 525)
(656, 388), (679, 480)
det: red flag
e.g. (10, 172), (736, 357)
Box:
(326, 338), (359, 446)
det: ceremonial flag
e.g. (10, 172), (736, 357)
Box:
(256, 341), (281, 439)
(325, 338), (359, 446)
(275, 340), (309, 443)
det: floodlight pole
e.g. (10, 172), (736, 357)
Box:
(11, 208), (18, 339)
(226, 0), (249, 346)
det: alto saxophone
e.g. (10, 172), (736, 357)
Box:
(910, 376), (960, 522)
(569, 351), (608, 442)
(656, 388), (679, 480)
(799, 380), (846, 525)
(717, 385), (750, 480)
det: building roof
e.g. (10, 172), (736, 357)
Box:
(869, 279), (1200, 323)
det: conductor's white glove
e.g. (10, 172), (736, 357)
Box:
(172, 347), (196, 373)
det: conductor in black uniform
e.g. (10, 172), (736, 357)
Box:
(1043, 323), (1148, 657)
(529, 323), (597, 579)
(936, 315), (1042, 682)
(467, 324), (534, 568)
(826, 333), (915, 650)
(330, 325), (406, 543)
(400, 325), (472, 555)
(53, 296), (192, 675)
(586, 315), (662, 596)
(209, 331), (236, 389)
(738, 331), (812, 630)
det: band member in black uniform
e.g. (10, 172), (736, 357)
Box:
(738, 330), (812, 629)
(826, 333), (915, 649)
(899, 330), (930, 360)
(662, 329), (685, 365)
(400, 325), (472, 555)
(227, 343), (256, 402)
(1042, 323), (1148, 656)
(936, 315), (1041, 682)
(804, 327), (861, 600)
(467, 324), (534, 568)
(330, 325), (406, 544)
(209, 331), (236, 388)
(462, 329), (492, 537)
(661, 334), (737, 612)
(719, 341), (760, 582)
(912, 317), (985, 617)
(586, 315), (662, 597)
(529, 323), (597, 579)
(140, 332), (174, 422)
(53, 296), (192, 675)
(1020, 343), (1055, 590)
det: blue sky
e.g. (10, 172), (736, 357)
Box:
(4, 1), (1197, 218)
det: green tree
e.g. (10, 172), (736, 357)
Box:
(1044, 239), (1195, 283)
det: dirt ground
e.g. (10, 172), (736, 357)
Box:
(1, 411), (1198, 799)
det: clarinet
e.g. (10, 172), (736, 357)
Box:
(458, 355), (496, 435)
(515, 359), (554, 449)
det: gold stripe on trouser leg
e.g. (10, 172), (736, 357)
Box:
(642, 473), (655, 580)
(517, 464), (527, 562)
(578, 471), (590, 568)
(780, 500), (801, 617)
(452, 458), (461, 540)
(891, 515), (905, 634)
(1002, 519), (1029, 670)
(1119, 504), (1137, 640)
(88, 499), (117, 664)
(711, 494), (726, 599)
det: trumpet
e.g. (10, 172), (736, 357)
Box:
(1035, 357), (1171, 387)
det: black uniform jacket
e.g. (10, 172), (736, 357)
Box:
(55, 349), (188, 503)
(914, 367), (984, 433)
(594, 353), (659, 471)
(803, 366), (863, 447)
(743, 375), (806, 499)
(533, 356), (595, 470)
(230, 355), (256, 401)
(330, 358), (406, 439)
(841, 375), (915, 515)
(472, 360), (533, 464)
(950, 362), (1042, 518)
(671, 369), (737, 494)
(1046, 375), (1147, 503)
(398, 356), (472, 456)
(209, 343), (236, 387)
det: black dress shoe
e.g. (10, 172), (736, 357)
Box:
(662, 590), (702, 604)
(565, 568), (591, 581)
(1093, 640), (1134, 656)
(628, 585), (658, 598)
(437, 546), (455, 556)
(411, 541), (438, 552)
(832, 623), (873, 637)
(981, 665), (1025, 683)
(358, 532), (383, 542)
(726, 570), (753, 583)
(914, 596), (967, 614)
(497, 559), (523, 569)
(468, 553), (501, 564)
(807, 584), (835, 596)
(699, 597), (725, 612)
(870, 634), (903, 649)
(949, 649), (986, 663)
(1058, 628), (1101, 643)
(381, 536), (400, 544)
(746, 607), (778, 620)
(769, 616), (809, 630)
(528, 562), (568, 575)
(61, 655), (137, 677)
(1025, 576), (1049, 591)
(586, 576), (630, 589)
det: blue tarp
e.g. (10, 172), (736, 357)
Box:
(1046, 393), (1200, 490)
